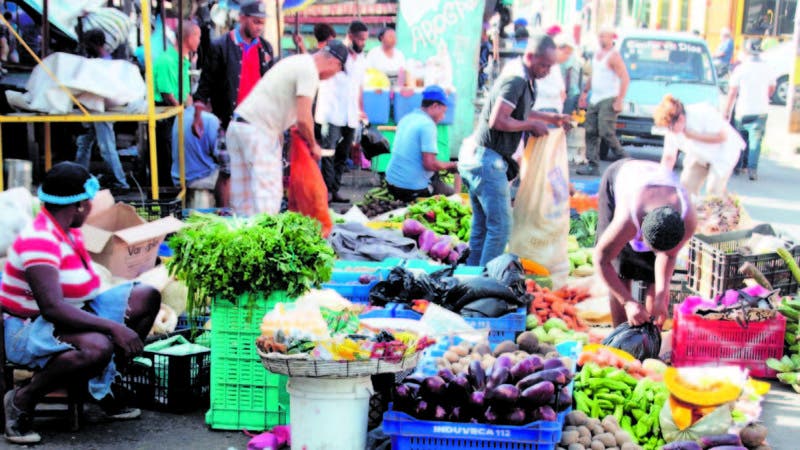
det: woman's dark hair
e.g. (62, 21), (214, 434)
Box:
(41, 162), (93, 211)
(641, 206), (685, 251)
(313, 23), (336, 43)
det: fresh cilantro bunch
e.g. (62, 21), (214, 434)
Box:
(167, 212), (335, 316)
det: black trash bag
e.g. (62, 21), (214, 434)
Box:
(485, 253), (528, 300)
(460, 298), (516, 318)
(441, 277), (523, 316)
(601, 322), (662, 361)
(360, 125), (391, 159)
(368, 266), (454, 307)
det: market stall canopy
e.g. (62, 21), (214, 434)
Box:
(294, 1), (397, 24)
(282, 0), (317, 14)
(6, 0), (108, 41)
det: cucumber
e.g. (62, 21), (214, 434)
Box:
(777, 247), (800, 284)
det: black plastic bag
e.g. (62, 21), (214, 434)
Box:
(360, 125), (391, 159)
(368, 266), (454, 307)
(460, 298), (515, 318)
(485, 253), (529, 301)
(601, 322), (662, 361)
(441, 277), (523, 314)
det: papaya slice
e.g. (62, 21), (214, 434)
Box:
(669, 396), (694, 430)
(664, 367), (742, 406)
(582, 343), (636, 362)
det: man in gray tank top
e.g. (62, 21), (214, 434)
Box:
(576, 27), (630, 176)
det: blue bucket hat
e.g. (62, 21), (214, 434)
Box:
(422, 85), (451, 106)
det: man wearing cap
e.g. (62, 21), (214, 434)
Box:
(724, 39), (775, 181)
(192, 0), (275, 136)
(385, 86), (457, 202)
(224, 40), (347, 216)
(315, 20), (369, 204)
(460, 34), (570, 267)
(576, 27), (630, 176)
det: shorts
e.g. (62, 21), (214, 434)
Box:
(215, 147), (231, 176)
(188, 169), (220, 191)
(3, 282), (136, 400)
(596, 159), (656, 283)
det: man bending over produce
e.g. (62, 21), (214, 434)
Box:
(594, 159), (697, 328)
(459, 33), (570, 266)
(385, 85), (458, 202)
(225, 40), (347, 215)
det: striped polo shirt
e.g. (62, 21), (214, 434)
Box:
(0, 210), (100, 318)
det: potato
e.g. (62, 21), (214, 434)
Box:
(753, 446), (772, 450)
(471, 352), (481, 361)
(577, 426), (591, 439)
(560, 430), (580, 446)
(590, 424), (605, 437)
(493, 340), (518, 356)
(577, 435), (592, 448)
(620, 443), (641, 450)
(602, 416), (621, 433)
(567, 444), (586, 450)
(451, 362), (463, 374)
(565, 426), (578, 431)
(452, 344), (469, 357)
(545, 351), (561, 359)
(595, 433), (616, 448)
(590, 441), (605, 450)
(614, 431), (632, 446)
(444, 351), (459, 363)
(606, 448), (620, 450)
(565, 410), (590, 427)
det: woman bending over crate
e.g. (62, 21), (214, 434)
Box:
(594, 159), (697, 329)
(0, 162), (161, 445)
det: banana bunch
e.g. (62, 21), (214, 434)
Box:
(766, 355), (800, 392)
(778, 297), (800, 353)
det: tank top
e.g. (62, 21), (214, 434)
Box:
(590, 50), (621, 105)
(614, 161), (690, 253)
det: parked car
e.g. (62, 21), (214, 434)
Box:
(613, 31), (719, 153)
(760, 40), (792, 105)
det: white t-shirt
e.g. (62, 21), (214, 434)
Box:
(729, 58), (775, 118)
(235, 54), (320, 134)
(315, 51), (367, 128)
(366, 46), (405, 78)
(533, 65), (565, 112)
(664, 102), (745, 176)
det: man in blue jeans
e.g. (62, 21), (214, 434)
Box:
(459, 34), (570, 266)
(724, 39), (774, 181)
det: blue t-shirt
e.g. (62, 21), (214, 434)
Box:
(717, 38), (734, 65)
(171, 106), (220, 184)
(386, 109), (438, 191)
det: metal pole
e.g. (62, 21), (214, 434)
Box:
(0, 125), (3, 190)
(178, 0), (184, 105)
(43, 0), (51, 171)
(275, 0), (281, 56)
(177, 0), (186, 201)
(143, 0), (161, 198)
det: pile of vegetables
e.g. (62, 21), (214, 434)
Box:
(570, 210), (598, 248)
(558, 411), (641, 450)
(569, 192), (598, 214)
(401, 219), (469, 264)
(568, 235), (595, 277)
(577, 345), (667, 381)
(357, 187), (407, 218)
(526, 316), (590, 347)
(574, 363), (669, 450)
(766, 354), (800, 392)
(663, 429), (769, 450)
(695, 195), (743, 235)
(167, 212), (335, 316)
(526, 280), (589, 331)
(401, 195), (472, 241)
(395, 340), (573, 425)
(435, 333), (563, 375)
(776, 296), (800, 376)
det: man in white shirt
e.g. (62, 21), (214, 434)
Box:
(316, 21), (369, 203)
(724, 39), (775, 181)
(226, 40), (347, 216)
(366, 27), (405, 83)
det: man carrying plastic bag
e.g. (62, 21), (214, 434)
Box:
(459, 34), (570, 267)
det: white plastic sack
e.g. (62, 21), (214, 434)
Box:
(508, 129), (571, 288)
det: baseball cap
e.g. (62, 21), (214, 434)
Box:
(422, 85), (451, 106)
(323, 39), (349, 71)
(514, 18), (528, 28)
(240, 0), (267, 18)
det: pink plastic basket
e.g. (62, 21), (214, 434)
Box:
(671, 309), (785, 378)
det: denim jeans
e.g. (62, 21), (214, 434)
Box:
(736, 114), (767, 170)
(75, 122), (129, 188)
(459, 145), (512, 267)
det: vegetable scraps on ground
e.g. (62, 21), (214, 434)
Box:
(396, 340), (574, 425)
(574, 363), (669, 450)
(167, 212), (335, 317)
(526, 279), (589, 332)
(400, 195), (472, 241)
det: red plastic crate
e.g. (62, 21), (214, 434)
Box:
(671, 308), (785, 378)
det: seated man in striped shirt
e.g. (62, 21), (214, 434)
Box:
(0, 162), (161, 444)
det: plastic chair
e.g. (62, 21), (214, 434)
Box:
(0, 304), (84, 432)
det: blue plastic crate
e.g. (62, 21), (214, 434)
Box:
(453, 265), (485, 278)
(323, 269), (385, 304)
(360, 303), (422, 320)
(439, 92), (457, 125)
(403, 259), (447, 274)
(463, 308), (527, 348)
(333, 258), (403, 272)
(382, 408), (568, 450)
(571, 178), (601, 195)
(394, 91), (424, 122)
(364, 89), (391, 125)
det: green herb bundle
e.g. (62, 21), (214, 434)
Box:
(167, 212), (335, 316)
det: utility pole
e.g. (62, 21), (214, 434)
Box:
(789, 1), (800, 132)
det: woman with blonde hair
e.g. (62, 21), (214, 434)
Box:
(653, 94), (745, 197)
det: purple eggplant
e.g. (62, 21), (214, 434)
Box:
(483, 407), (500, 424)
(437, 368), (455, 383)
(466, 391), (486, 417)
(403, 373), (426, 386)
(698, 435), (743, 448)
(535, 405), (557, 422)
(517, 368), (570, 391)
(418, 230), (438, 252)
(433, 405), (448, 421)
(662, 442), (702, 450)
(401, 219), (426, 238)
(446, 250), (460, 265)
(504, 407), (528, 426)
(419, 376), (447, 402)
(520, 381), (556, 407)
(392, 384), (417, 413)
(486, 384), (520, 410)
(494, 355), (514, 371)
(468, 360), (486, 390)
(555, 386), (572, 412)
(358, 274), (378, 284)
(429, 236), (453, 261)
(445, 375), (472, 405)
(487, 367), (510, 390)
(510, 356), (543, 383)
(413, 399), (431, 420)
(449, 406), (464, 422)
(542, 358), (565, 370)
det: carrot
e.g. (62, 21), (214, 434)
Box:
(543, 293), (563, 304)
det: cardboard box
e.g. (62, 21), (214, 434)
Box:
(82, 191), (184, 279)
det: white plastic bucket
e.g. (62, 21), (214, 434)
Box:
(287, 376), (373, 450)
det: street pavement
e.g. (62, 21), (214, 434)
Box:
(7, 107), (800, 449)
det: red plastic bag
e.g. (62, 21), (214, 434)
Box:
(288, 128), (332, 237)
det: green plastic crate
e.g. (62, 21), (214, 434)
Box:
(206, 291), (292, 430)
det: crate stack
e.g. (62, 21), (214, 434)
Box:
(205, 291), (292, 430)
